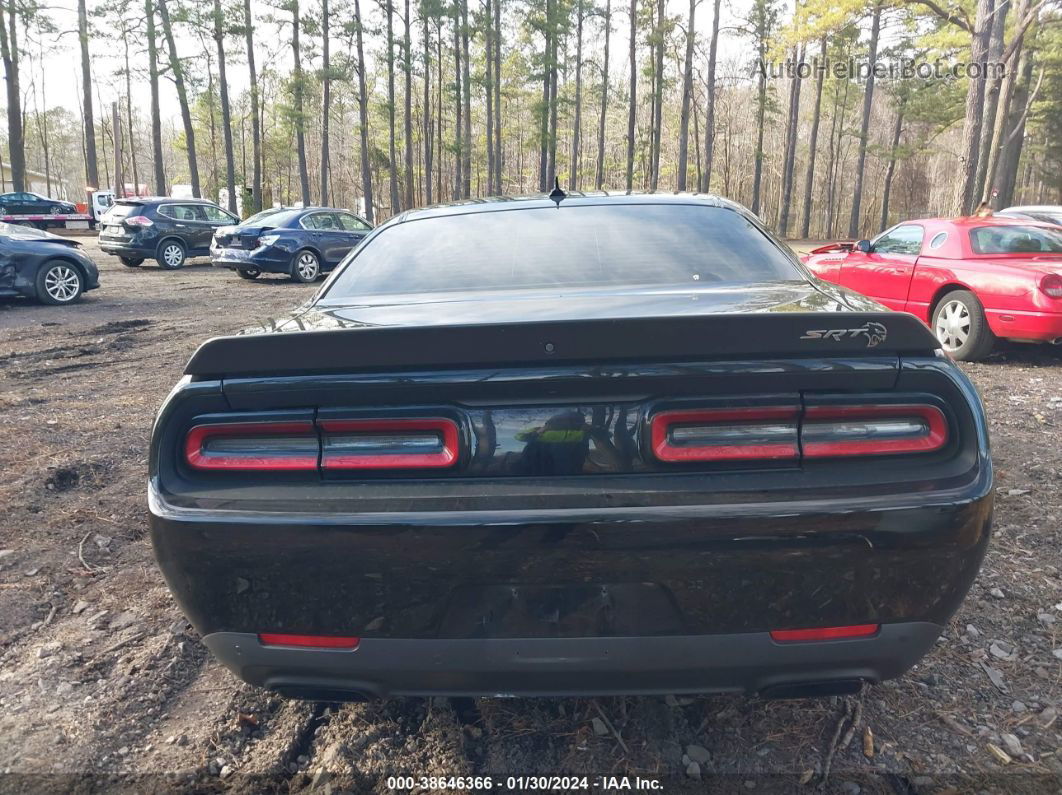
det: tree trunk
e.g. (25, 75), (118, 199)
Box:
(123, 28), (140, 195)
(595, 0), (611, 190)
(677, 0), (696, 190)
(846, 1), (881, 238)
(700, 0), (720, 192)
(158, 0), (201, 197)
(981, 0), (1026, 205)
(493, 0), (502, 193)
(290, 0), (311, 204)
(973, 0), (1009, 204)
(401, 0), (413, 207)
(215, 0), (237, 211)
(625, 0), (636, 191)
(422, 12), (433, 205)
(383, 0), (399, 212)
(354, 0), (374, 221)
(750, 21), (768, 216)
(879, 102), (904, 231)
(954, 0), (994, 215)
(485, 0), (495, 192)
(996, 44), (1033, 208)
(778, 44), (802, 236)
(454, 5), (464, 197)
(650, 0), (664, 190)
(539, 0), (551, 191)
(800, 37), (826, 238)
(78, 0), (99, 197)
(146, 0), (166, 195)
(243, 0), (261, 210)
(569, 0), (584, 190)
(0, 0), (26, 191)
(461, 0), (472, 197)
(320, 0), (332, 205)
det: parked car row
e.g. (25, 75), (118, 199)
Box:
(97, 197), (373, 280)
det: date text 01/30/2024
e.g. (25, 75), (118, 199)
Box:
(385, 775), (664, 790)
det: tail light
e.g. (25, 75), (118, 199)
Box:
(1040, 273), (1062, 299)
(123, 215), (154, 227)
(650, 407), (799, 462)
(802, 404), (947, 458)
(770, 624), (880, 643)
(258, 633), (360, 649)
(320, 418), (459, 470)
(184, 421), (318, 471)
(649, 401), (949, 463)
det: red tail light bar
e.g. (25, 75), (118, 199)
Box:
(184, 421), (319, 471)
(651, 407), (800, 462)
(319, 418), (459, 470)
(650, 402), (949, 463)
(183, 417), (460, 472)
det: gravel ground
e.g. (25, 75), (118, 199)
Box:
(1, 239), (1061, 793)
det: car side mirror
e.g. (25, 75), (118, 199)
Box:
(854, 239), (872, 253)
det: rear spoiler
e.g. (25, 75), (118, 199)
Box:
(184, 312), (941, 378)
(807, 241), (857, 255)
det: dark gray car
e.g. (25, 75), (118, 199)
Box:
(0, 222), (100, 304)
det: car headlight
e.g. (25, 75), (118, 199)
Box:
(258, 234), (280, 247)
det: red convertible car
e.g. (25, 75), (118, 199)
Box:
(803, 217), (1062, 360)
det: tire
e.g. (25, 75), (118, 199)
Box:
(36, 261), (84, 305)
(120, 256), (144, 267)
(156, 239), (186, 270)
(237, 267), (261, 280)
(49, 205), (62, 215)
(290, 250), (321, 283)
(932, 289), (996, 362)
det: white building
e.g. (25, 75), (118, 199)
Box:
(0, 164), (72, 199)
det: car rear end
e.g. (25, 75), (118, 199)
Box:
(98, 200), (158, 260)
(211, 210), (304, 275)
(149, 198), (992, 700)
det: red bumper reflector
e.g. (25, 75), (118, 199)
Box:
(184, 421), (319, 471)
(770, 624), (880, 643)
(257, 633), (361, 649)
(320, 417), (460, 470)
(650, 407), (800, 462)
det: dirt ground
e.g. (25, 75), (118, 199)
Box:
(1, 238), (1061, 793)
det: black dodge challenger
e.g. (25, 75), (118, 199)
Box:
(149, 193), (992, 700)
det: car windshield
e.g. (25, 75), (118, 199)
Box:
(970, 225), (1062, 254)
(107, 203), (141, 219)
(323, 204), (799, 300)
(241, 208), (303, 228)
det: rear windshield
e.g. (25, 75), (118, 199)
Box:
(323, 204), (799, 299)
(107, 203), (141, 219)
(242, 207), (291, 226)
(243, 208), (304, 228)
(970, 225), (1062, 254)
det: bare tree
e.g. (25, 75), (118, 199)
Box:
(289, 0), (311, 204)
(0, 0), (27, 190)
(214, 0), (237, 211)
(595, 0), (611, 190)
(243, 0), (261, 210)
(354, 0), (374, 220)
(146, 0), (166, 194)
(158, 0), (202, 196)
(569, 0), (584, 189)
(800, 37), (826, 238)
(403, 0), (414, 206)
(625, 0), (636, 190)
(677, 0), (697, 190)
(321, 0), (332, 204)
(78, 0), (98, 197)
(847, 1), (881, 238)
(700, 0), (720, 191)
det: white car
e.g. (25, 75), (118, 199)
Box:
(998, 205), (1062, 226)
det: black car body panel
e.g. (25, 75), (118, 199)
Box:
(0, 191), (77, 215)
(0, 223), (100, 299)
(149, 193), (992, 698)
(98, 197), (239, 264)
(210, 208), (372, 276)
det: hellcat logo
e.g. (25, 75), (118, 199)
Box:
(801, 321), (888, 348)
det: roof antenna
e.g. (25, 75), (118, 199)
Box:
(549, 177), (567, 205)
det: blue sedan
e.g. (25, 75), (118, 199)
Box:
(210, 207), (373, 282)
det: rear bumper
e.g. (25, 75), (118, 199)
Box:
(99, 238), (154, 258)
(204, 622), (943, 699)
(986, 308), (1062, 342)
(210, 245), (293, 274)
